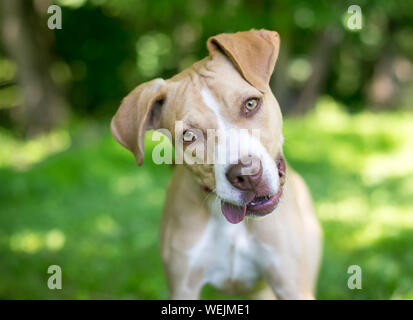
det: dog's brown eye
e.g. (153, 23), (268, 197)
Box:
(183, 130), (197, 143)
(242, 97), (261, 117)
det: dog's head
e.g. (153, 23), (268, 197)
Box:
(111, 29), (286, 224)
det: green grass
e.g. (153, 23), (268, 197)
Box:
(0, 97), (412, 299)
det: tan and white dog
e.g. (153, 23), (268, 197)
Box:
(111, 29), (322, 300)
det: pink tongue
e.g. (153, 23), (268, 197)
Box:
(221, 201), (246, 224)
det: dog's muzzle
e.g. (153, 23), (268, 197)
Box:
(203, 156), (286, 224)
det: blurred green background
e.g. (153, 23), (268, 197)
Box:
(0, 0), (412, 299)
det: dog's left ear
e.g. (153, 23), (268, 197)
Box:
(207, 29), (280, 92)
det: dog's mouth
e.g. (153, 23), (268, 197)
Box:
(220, 187), (283, 224)
(219, 156), (286, 224)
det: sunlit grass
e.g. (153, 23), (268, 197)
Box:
(9, 229), (65, 254)
(283, 97), (413, 299)
(0, 98), (412, 299)
(0, 129), (71, 170)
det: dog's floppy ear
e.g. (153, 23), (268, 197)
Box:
(207, 29), (280, 92)
(111, 78), (166, 165)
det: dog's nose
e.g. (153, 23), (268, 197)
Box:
(226, 158), (263, 191)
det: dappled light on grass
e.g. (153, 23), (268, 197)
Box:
(0, 129), (71, 171)
(9, 230), (42, 254)
(284, 97), (413, 299)
(95, 215), (120, 237)
(45, 229), (66, 251)
(363, 148), (413, 185)
(9, 229), (65, 253)
(112, 171), (152, 196)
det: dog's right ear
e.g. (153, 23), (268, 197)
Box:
(111, 78), (166, 166)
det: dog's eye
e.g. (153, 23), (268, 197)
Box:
(242, 97), (261, 117)
(245, 98), (258, 110)
(182, 130), (197, 143)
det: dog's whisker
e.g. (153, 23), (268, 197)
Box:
(201, 191), (215, 205)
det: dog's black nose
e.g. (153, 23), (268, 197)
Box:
(226, 158), (263, 191)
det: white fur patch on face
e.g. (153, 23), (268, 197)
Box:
(200, 87), (280, 205)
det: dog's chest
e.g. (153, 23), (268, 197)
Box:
(187, 205), (267, 291)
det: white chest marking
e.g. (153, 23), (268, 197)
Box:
(187, 198), (276, 290)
